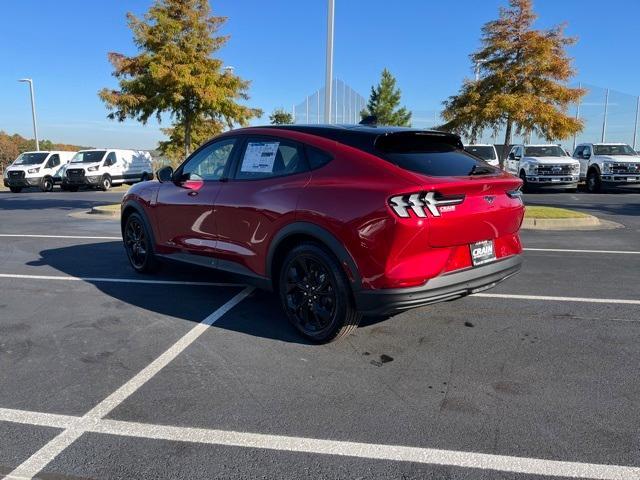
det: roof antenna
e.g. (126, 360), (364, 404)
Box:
(359, 115), (377, 126)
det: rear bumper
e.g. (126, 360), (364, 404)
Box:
(354, 254), (522, 316)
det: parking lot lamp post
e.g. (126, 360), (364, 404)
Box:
(572, 82), (582, 151)
(633, 96), (640, 150)
(601, 88), (609, 143)
(324, 0), (335, 124)
(18, 78), (39, 151)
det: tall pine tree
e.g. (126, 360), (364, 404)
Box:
(361, 69), (412, 126)
(441, 0), (585, 163)
(99, 0), (261, 157)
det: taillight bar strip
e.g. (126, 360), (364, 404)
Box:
(389, 192), (465, 218)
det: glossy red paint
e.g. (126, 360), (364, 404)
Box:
(123, 126), (524, 297)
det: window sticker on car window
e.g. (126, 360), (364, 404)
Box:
(241, 142), (279, 173)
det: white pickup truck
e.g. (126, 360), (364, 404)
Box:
(573, 143), (640, 192)
(3, 151), (76, 193)
(505, 144), (580, 192)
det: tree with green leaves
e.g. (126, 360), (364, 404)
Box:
(99, 0), (261, 157)
(269, 108), (294, 125)
(441, 0), (585, 163)
(361, 69), (411, 126)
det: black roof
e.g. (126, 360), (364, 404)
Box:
(255, 124), (462, 154)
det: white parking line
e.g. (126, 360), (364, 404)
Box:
(0, 407), (638, 480)
(0, 273), (245, 288)
(524, 248), (640, 255)
(0, 234), (120, 240)
(475, 293), (640, 305)
(4, 286), (254, 480)
(2, 273), (638, 306)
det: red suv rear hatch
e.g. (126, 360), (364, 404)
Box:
(375, 131), (524, 247)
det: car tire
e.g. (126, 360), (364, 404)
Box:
(123, 212), (159, 273)
(100, 175), (112, 191)
(40, 176), (54, 192)
(9, 187), (22, 193)
(278, 242), (361, 343)
(519, 171), (530, 193)
(586, 169), (601, 193)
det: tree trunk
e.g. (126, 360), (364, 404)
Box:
(184, 117), (192, 158)
(501, 118), (513, 168)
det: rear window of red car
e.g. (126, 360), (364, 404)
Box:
(375, 132), (495, 177)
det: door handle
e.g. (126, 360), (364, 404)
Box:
(188, 191), (198, 197)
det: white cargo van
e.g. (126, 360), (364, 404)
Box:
(3, 151), (76, 192)
(62, 149), (153, 191)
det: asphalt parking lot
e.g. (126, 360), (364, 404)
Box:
(0, 188), (639, 480)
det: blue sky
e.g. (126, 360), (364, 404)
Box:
(1, 0), (639, 149)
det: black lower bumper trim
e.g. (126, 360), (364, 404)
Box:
(4, 178), (40, 187)
(354, 255), (522, 316)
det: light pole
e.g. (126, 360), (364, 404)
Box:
(324, 0), (335, 124)
(19, 78), (39, 151)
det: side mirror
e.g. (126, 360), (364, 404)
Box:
(157, 166), (174, 183)
(583, 153), (591, 159)
(508, 152), (515, 160)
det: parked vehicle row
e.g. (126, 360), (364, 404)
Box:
(464, 142), (640, 192)
(3, 149), (153, 193)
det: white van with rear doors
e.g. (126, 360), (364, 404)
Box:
(463, 144), (500, 167)
(62, 149), (153, 191)
(3, 151), (76, 193)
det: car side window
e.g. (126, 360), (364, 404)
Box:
(235, 137), (307, 180)
(583, 146), (592, 158)
(574, 146), (584, 158)
(306, 146), (332, 170)
(105, 152), (117, 166)
(182, 138), (236, 181)
(47, 154), (60, 168)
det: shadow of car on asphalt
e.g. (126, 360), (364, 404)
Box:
(29, 241), (390, 345)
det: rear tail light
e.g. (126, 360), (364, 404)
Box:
(389, 192), (465, 218)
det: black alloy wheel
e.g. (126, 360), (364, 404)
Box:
(279, 243), (361, 343)
(124, 213), (158, 273)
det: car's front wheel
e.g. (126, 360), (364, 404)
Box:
(40, 176), (54, 192)
(586, 169), (602, 193)
(123, 212), (158, 273)
(9, 187), (22, 193)
(279, 243), (361, 343)
(100, 175), (112, 191)
(519, 171), (530, 193)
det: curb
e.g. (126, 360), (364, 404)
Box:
(522, 214), (612, 230)
(89, 205), (120, 218)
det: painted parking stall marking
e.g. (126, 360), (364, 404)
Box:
(474, 292), (640, 305)
(0, 234), (121, 240)
(5, 287), (254, 480)
(524, 247), (640, 255)
(1, 407), (639, 480)
(0, 273), (245, 288)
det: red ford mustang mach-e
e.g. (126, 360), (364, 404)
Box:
(122, 125), (524, 342)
